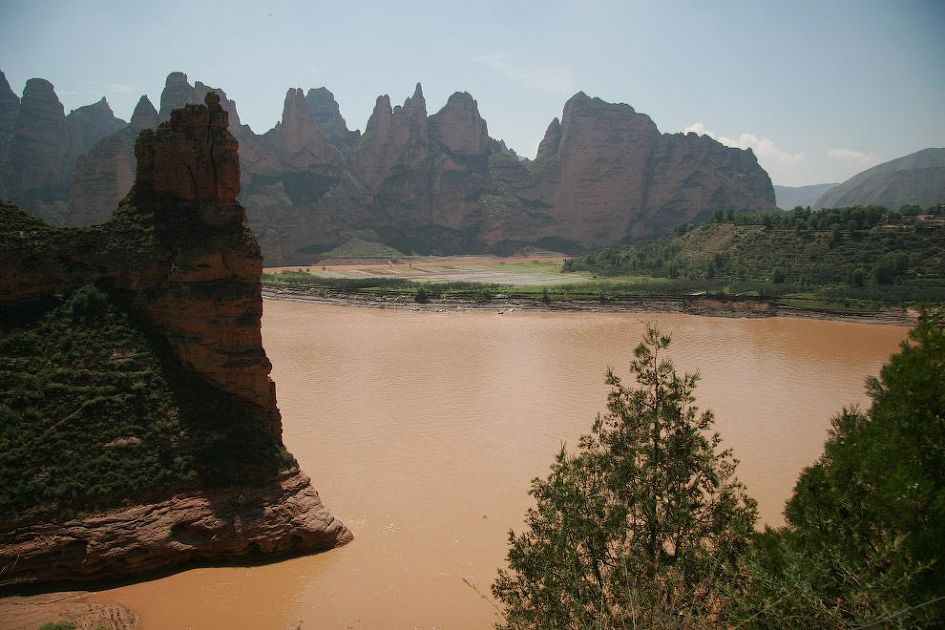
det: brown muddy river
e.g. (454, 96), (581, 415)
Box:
(92, 301), (908, 629)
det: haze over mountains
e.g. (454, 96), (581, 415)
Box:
(814, 148), (945, 210)
(0, 70), (777, 264)
(774, 183), (839, 210)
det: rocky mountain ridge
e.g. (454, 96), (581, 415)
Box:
(0, 71), (777, 264)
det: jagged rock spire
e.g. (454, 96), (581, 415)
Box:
(135, 93), (240, 203)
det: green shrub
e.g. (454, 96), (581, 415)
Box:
(494, 327), (756, 628)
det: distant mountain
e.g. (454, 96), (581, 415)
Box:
(815, 148), (945, 209)
(1, 70), (777, 263)
(774, 183), (838, 210)
(0, 72), (125, 226)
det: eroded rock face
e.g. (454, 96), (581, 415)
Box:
(4, 71), (776, 261)
(260, 88), (339, 168)
(354, 84), (431, 191)
(0, 469), (351, 585)
(530, 93), (776, 243)
(136, 94), (240, 203)
(429, 92), (490, 157)
(159, 71), (242, 129)
(306, 87), (360, 149)
(0, 95), (351, 586)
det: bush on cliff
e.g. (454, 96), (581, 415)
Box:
(0, 284), (292, 522)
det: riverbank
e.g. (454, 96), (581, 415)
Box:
(0, 592), (136, 630)
(262, 285), (918, 325)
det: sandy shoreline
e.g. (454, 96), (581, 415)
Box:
(262, 286), (918, 326)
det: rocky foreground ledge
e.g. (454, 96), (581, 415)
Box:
(0, 468), (350, 587)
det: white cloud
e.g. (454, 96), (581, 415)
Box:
(684, 122), (709, 135)
(470, 52), (575, 94)
(108, 83), (136, 93)
(827, 148), (880, 170)
(686, 122), (802, 165)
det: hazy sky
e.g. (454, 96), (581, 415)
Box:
(1, 0), (943, 186)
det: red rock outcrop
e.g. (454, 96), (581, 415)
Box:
(252, 88), (340, 171)
(533, 92), (663, 244)
(529, 93), (775, 244)
(354, 83), (431, 190)
(66, 129), (136, 226)
(135, 94), (240, 203)
(0, 94), (351, 586)
(535, 117), (561, 163)
(429, 91), (490, 157)
(159, 71), (242, 131)
(0, 469), (350, 586)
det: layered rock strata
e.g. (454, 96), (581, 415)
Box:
(1, 470), (348, 585)
(0, 94), (351, 587)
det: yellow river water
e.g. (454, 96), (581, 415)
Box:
(91, 301), (908, 629)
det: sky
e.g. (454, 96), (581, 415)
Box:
(1, 0), (943, 187)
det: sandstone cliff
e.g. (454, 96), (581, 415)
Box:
(0, 94), (351, 587)
(251, 85), (774, 261)
(5, 71), (776, 263)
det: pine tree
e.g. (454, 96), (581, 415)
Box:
(493, 326), (757, 629)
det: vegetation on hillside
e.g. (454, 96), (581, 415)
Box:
(262, 206), (943, 314)
(0, 284), (293, 524)
(493, 311), (945, 628)
(568, 205), (945, 309)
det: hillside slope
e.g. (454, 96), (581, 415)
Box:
(815, 148), (945, 209)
